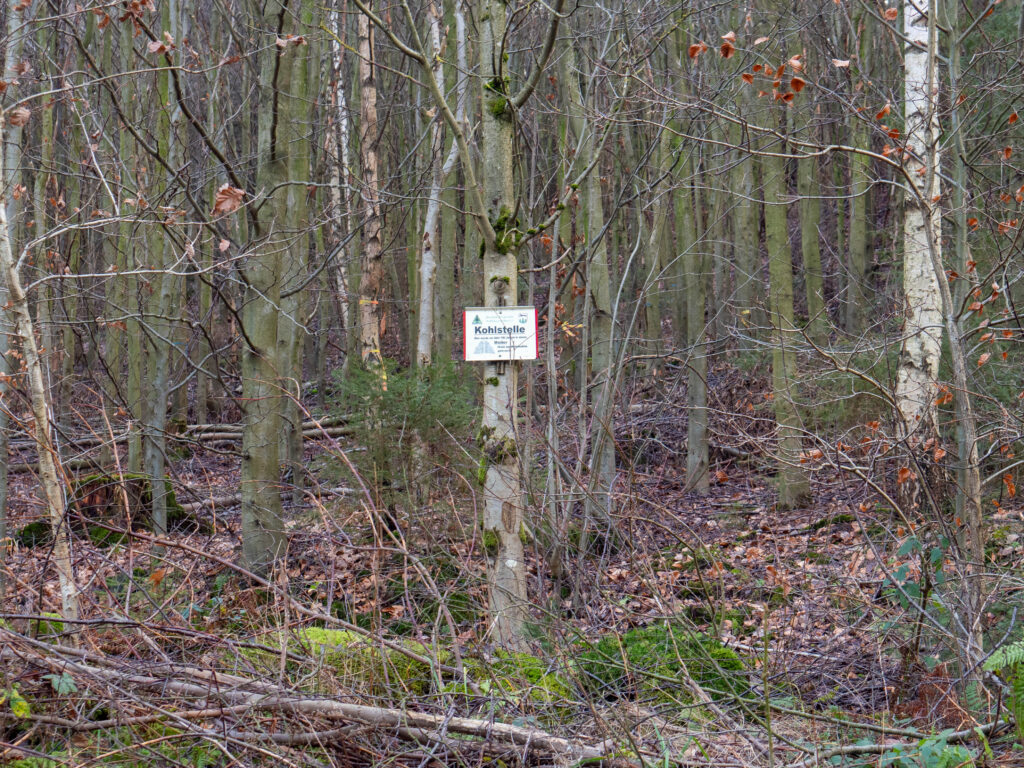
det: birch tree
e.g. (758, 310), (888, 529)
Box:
(352, 0), (566, 645)
(0, 111), (80, 625)
(894, 0), (942, 452)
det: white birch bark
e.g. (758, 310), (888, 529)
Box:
(328, 7), (354, 345)
(415, 0), (465, 367)
(895, 0), (942, 441)
(0, 112), (79, 624)
(0, 0), (30, 600)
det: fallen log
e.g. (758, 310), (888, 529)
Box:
(177, 494), (241, 513)
(9, 425), (351, 469)
(181, 425), (352, 443)
(186, 414), (349, 434)
(0, 629), (616, 764)
(51, 418), (352, 450)
(8, 456), (105, 474)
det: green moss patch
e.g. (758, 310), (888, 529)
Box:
(578, 623), (748, 703)
(242, 628), (443, 698)
(446, 650), (574, 720)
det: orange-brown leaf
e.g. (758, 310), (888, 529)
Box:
(212, 184), (246, 216)
(978, 352), (991, 366)
(276, 34), (308, 48)
(898, 467), (913, 484)
(791, 76), (806, 92)
(7, 107), (29, 127)
(876, 103), (891, 120)
(884, 8), (898, 20)
(1011, 112), (1019, 125)
(741, 72), (754, 84)
(720, 40), (735, 58)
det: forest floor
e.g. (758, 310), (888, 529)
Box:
(3, 360), (1024, 767)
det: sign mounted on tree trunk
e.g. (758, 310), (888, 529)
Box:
(463, 306), (538, 361)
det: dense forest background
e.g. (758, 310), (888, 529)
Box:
(2, 0), (1024, 764)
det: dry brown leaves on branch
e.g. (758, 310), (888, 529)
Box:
(212, 184), (245, 215)
(7, 107), (30, 127)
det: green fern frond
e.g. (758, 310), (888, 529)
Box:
(983, 639), (1024, 672)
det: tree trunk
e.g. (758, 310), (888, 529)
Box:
(730, 77), (763, 337)
(478, 0), (528, 645)
(845, 11), (873, 335)
(563, 38), (616, 541)
(685, 150), (709, 494)
(278, 0), (313, 506)
(895, 0), (942, 452)
(798, 154), (827, 343)
(356, 4), (393, 529)
(241, 0), (311, 573)
(0, 0), (29, 601)
(0, 114), (79, 625)
(764, 111), (810, 509)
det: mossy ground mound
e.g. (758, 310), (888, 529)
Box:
(238, 629), (573, 717)
(240, 627), (441, 698)
(3, 724), (222, 768)
(578, 623), (748, 704)
(448, 650), (575, 719)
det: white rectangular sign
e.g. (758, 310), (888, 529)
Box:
(463, 306), (538, 361)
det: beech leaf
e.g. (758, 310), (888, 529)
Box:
(7, 107), (30, 127)
(212, 184), (246, 216)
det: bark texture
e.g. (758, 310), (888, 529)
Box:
(895, 0), (942, 446)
